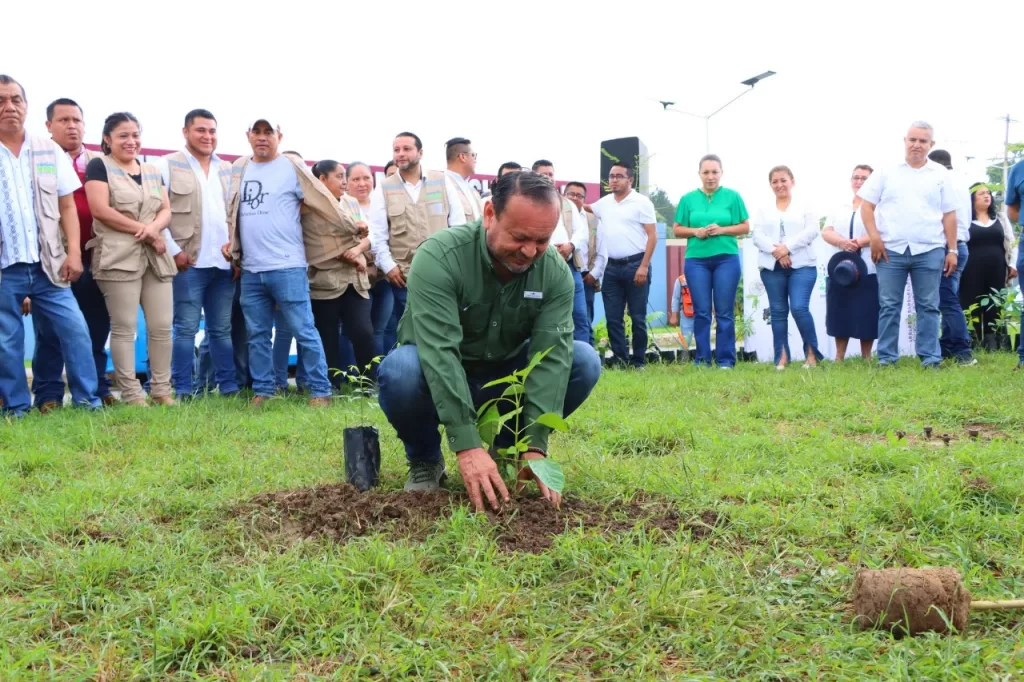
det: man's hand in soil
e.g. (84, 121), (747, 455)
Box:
(457, 447), (509, 512)
(517, 451), (561, 509)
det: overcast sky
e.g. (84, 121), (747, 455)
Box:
(7, 0), (1023, 216)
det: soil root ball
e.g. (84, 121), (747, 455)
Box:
(852, 568), (971, 635)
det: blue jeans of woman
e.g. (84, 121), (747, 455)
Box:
(759, 265), (822, 364)
(684, 254), (741, 367)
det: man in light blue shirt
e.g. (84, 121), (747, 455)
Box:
(223, 117), (331, 406)
(1005, 158), (1024, 369)
(0, 74), (100, 416)
(860, 121), (959, 368)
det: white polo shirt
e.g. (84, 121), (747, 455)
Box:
(590, 189), (657, 260)
(857, 160), (957, 255)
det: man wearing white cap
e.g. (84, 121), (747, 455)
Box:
(222, 116), (362, 406)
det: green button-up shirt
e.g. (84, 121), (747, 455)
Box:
(398, 220), (575, 453)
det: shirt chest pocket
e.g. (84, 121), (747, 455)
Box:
(458, 302), (492, 337)
(35, 174), (59, 219)
(169, 173), (195, 215)
(501, 301), (540, 340)
(112, 189), (142, 216)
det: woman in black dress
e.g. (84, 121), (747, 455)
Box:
(960, 183), (1018, 350)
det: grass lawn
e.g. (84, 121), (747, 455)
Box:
(3, 356), (1024, 680)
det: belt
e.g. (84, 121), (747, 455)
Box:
(608, 252), (644, 265)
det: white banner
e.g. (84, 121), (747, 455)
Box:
(742, 240), (916, 362)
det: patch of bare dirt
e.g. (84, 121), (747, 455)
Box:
(963, 422), (1009, 442)
(237, 484), (726, 554)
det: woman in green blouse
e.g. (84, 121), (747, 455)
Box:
(673, 154), (750, 368)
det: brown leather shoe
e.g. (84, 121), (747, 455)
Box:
(151, 395), (176, 407)
(38, 401), (61, 414)
(251, 396), (268, 407)
(308, 397), (332, 408)
(124, 397), (149, 407)
(101, 395), (118, 407)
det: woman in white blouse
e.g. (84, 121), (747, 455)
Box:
(752, 165), (823, 369)
(821, 165), (878, 361)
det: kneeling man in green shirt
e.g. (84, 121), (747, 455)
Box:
(377, 171), (602, 512)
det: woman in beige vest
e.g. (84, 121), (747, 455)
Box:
(84, 113), (177, 406)
(345, 161), (393, 358)
(307, 159), (377, 387)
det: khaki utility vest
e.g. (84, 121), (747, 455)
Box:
(164, 151), (232, 260)
(586, 211), (599, 271)
(0, 136), (71, 286)
(559, 196), (583, 270)
(226, 154), (362, 276)
(381, 169), (449, 275)
(87, 157), (176, 282)
(448, 171), (482, 222)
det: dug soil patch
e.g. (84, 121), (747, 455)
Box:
(239, 484), (724, 553)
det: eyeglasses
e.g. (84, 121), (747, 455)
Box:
(608, 174), (628, 180)
(851, 175), (870, 182)
(565, 192), (586, 200)
(461, 151), (478, 159)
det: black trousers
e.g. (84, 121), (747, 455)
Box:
(311, 287), (376, 388)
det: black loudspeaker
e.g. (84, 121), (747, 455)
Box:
(599, 137), (649, 198)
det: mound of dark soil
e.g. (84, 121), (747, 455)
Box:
(240, 484), (725, 554)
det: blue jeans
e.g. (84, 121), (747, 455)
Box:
(195, 279), (250, 391)
(240, 268), (331, 398)
(171, 266), (238, 396)
(370, 279), (395, 358)
(759, 266), (822, 364)
(30, 261), (112, 405)
(377, 342), (602, 464)
(569, 267), (592, 344)
(0, 262), (101, 415)
(602, 257), (652, 367)
(1018, 246), (1024, 364)
(383, 283), (408, 354)
(685, 254), (741, 367)
(876, 247), (944, 366)
(939, 242), (972, 361)
(272, 307), (308, 390)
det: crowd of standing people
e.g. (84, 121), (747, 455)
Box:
(2, 72), (1023, 424)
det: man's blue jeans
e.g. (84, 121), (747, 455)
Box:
(583, 277), (598, 346)
(378, 342), (602, 464)
(272, 307), (309, 390)
(0, 262), (101, 415)
(876, 247), (944, 366)
(1018, 246), (1024, 364)
(939, 242), (972, 361)
(240, 267), (331, 398)
(171, 266), (238, 396)
(685, 254), (741, 367)
(370, 278), (395, 358)
(759, 265), (823, 365)
(569, 267), (592, 344)
(602, 257), (651, 367)
(382, 283), (408, 355)
(30, 261), (112, 405)
(195, 278), (250, 392)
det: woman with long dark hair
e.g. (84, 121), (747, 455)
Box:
(84, 112), (176, 406)
(960, 183), (1018, 349)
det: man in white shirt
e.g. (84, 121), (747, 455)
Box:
(0, 74), (101, 416)
(564, 181), (606, 345)
(927, 149), (976, 366)
(444, 137), (482, 225)
(532, 160), (591, 342)
(157, 109), (239, 398)
(588, 162), (657, 367)
(860, 121), (959, 368)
